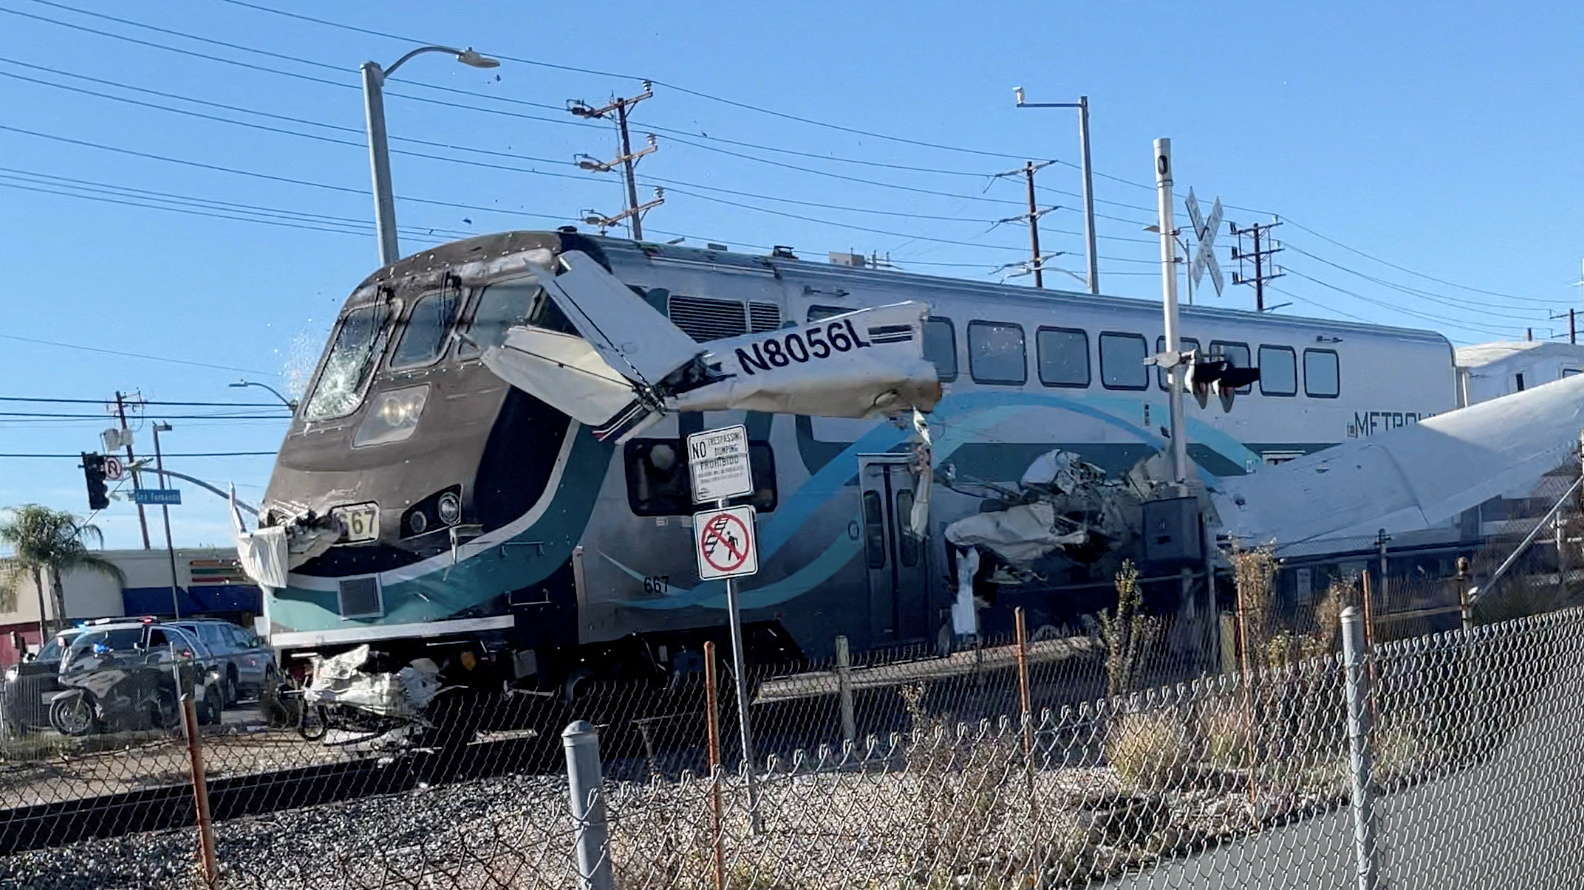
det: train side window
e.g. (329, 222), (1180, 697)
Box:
(1304, 349), (1340, 398)
(1154, 336), (1201, 390)
(390, 291), (461, 369)
(924, 318), (957, 381)
(1099, 332), (1148, 390)
(968, 321), (1027, 385)
(303, 303), (395, 422)
(1208, 340), (1253, 394)
(458, 279), (541, 358)
(862, 491), (887, 569)
(624, 439), (777, 516)
(1036, 327), (1089, 388)
(1259, 345), (1298, 396)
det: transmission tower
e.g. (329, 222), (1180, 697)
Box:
(569, 81), (663, 239)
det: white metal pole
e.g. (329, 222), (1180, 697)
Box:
(1154, 139), (1188, 491)
(719, 499), (761, 832)
(153, 424), (182, 619)
(1078, 96), (1099, 295)
(361, 62), (399, 267)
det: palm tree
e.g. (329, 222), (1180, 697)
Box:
(0, 504), (125, 640)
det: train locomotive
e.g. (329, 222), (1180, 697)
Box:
(237, 228), (1457, 735)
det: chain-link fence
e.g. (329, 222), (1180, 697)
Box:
(6, 588), (1584, 887)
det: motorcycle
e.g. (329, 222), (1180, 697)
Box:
(49, 644), (223, 737)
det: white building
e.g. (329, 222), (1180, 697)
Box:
(1456, 340), (1584, 406)
(0, 547), (259, 665)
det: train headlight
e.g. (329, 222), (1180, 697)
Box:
(353, 385), (429, 447)
(436, 492), (462, 525)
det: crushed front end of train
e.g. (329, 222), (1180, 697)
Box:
(234, 229), (943, 735)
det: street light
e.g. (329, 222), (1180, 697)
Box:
(1014, 88), (1099, 295)
(362, 45), (500, 266)
(229, 380), (298, 411)
(151, 422), (181, 619)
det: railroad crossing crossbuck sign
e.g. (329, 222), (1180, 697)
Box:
(693, 504), (759, 581)
(1185, 188), (1225, 297)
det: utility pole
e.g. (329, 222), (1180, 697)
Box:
(1230, 219), (1284, 312)
(570, 82), (662, 240)
(114, 391), (151, 550)
(1548, 308), (1576, 345)
(1025, 162), (1043, 289)
(1013, 89), (1099, 294)
(993, 161), (1057, 287)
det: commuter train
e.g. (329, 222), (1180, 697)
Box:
(253, 229), (1457, 701)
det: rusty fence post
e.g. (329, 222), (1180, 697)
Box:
(180, 694), (218, 887)
(1014, 607), (1032, 758)
(703, 641), (725, 890)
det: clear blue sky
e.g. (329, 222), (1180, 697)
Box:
(1, 0), (1580, 549)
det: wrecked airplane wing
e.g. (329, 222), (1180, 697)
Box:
(480, 326), (638, 427)
(1213, 372), (1584, 547)
(482, 252), (941, 440)
(665, 304), (942, 418)
(538, 251), (705, 388)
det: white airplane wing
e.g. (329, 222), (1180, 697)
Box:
(537, 251), (703, 388)
(481, 252), (942, 441)
(480, 327), (639, 427)
(669, 303), (942, 418)
(1214, 373), (1584, 547)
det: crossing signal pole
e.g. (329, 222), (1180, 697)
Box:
(1230, 218), (1284, 312)
(570, 82), (663, 240)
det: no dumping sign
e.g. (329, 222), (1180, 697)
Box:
(693, 504), (759, 581)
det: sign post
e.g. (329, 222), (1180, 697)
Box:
(687, 425), (762, 831)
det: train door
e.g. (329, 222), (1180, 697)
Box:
(857, 455), (930, 644)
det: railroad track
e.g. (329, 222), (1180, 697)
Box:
(0, 730), (571, 856)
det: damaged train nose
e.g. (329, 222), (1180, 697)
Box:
(479, 250), (942, 443)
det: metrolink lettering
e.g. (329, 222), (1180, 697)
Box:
(1349, 410), (1433, 438)
(735, 319), (872, 375)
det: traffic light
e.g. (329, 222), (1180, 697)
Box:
(1184, 356), (1261, 412)
(81, 452), (109, 511)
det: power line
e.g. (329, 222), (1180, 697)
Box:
(0, 124), (574, 225)
(0, 63), (1043, 228)
(1282, 221), (1574, 306)
(0, 411), (290, 419)
(0, 332), (272, 375)
(0, 451), (277, 458)
(1283, 243), (1554, 320)
(0, 396), (284, 407)
(207, 0), (1054, 164)
(1283, 269), (1524, 337)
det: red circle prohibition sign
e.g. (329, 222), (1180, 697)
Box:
(700, 513), (751, 572)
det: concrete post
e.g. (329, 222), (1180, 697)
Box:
(835, 634), (856, 746)
(563, 721), (614, 890)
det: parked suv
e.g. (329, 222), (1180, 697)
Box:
(167, 618), (276, 706)
(1, 628), (84, 736)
